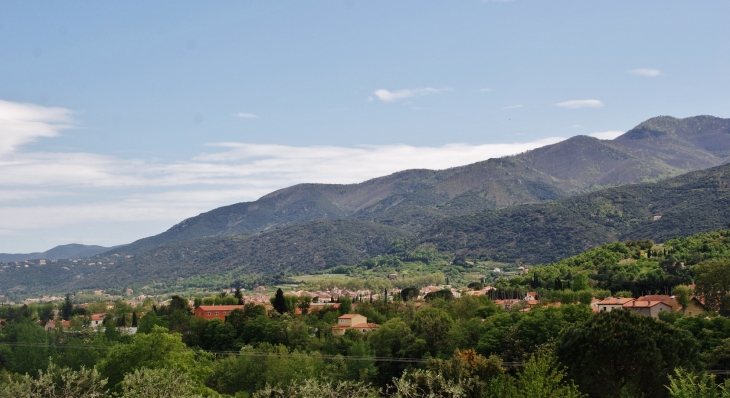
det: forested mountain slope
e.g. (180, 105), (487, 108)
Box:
(0, 221), (406, 293)
(0, 244), (112, 263)
(114, 115), (730, 255)
(420, 163), (730, 264)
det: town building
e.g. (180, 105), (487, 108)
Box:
(194, 305), (246, 321)
(331, 314), (379, 336)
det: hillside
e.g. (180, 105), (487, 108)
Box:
(0, 244), (112, 263)
(419, 163), (730, 264)
(113, 115), (730, 256)
(0, 220), (407, 294)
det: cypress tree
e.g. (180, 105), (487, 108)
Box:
(131, 311), (138, 327)
(272, 288), (287, 314)
(61, 293), (73, 320)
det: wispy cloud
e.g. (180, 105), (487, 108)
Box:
(478, 88), (493, 92)
(628, 69), (662, 77)
(232, 112), (259, 119)
(502, 104), (523, 109)
(570, 124), (583, 129)
(555, 99), (604, 109)
(372, 87), (451, 102)
(2, 99), (590, 251)
(0, 100), (74, 155)
(589, 130), (624, 140)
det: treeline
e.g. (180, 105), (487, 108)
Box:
(3, 288), (730, 397)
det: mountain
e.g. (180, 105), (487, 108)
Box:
(113, 115), (730, 256)
(0, 244), (112, 263)
(419, 163), (730, 264)
(0, 221), (406, 294)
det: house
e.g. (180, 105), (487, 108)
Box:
(525, 291), (537, 301)
(622, 300), (673, 318)
(387, 273), (398, 280)
(90, 313), (106, 327)
(596, 297), (635, 312)
(332, 314), (380, 336)
(493, 299), (521, 311)
(45, 319), (71, 331)
(194, 305), (246, 321)
(635, 295), (680, 311)
(684, 297), (706, 316)
(525, 300), (539, 309)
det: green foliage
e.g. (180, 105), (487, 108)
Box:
(117, 367), (206, 398)
(97, 326), (212, 391)
(422, 164), (730, 264)
(252, 378), (378, 398)
(0, 362), (106, 398)
(693, 259), (730, 314)
(272, 289), (287, 315)
(556, 310), (701, 398)
(666, 368), (730, 398)
(338, 296), (352, 315)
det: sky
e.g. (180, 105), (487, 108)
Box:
(1, 1), (729, 253)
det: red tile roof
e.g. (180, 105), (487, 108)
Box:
(196, 305), (246, 311)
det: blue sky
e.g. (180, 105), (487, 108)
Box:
(1, 1), (729, 252)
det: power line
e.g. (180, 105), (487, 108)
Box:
(0, 341), (525, 365)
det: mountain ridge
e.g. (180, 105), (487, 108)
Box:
(111, 115), (730, 256)
(0, 244), (113, 263)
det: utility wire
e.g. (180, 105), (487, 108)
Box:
(0, 341), (524, 365)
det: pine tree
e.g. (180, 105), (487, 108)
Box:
(131, 311), (138, 327)
(61, 293), (73, 320)
(272, 288), (287, 314)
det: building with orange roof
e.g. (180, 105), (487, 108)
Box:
(332, 314), (379, 336)
(194, 305), (246, 321)
(596, 297), (635, 312)
(44, 319), (71, 331)
(622, 300), (673, 318)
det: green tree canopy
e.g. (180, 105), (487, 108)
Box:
(556, 310), (700, 398)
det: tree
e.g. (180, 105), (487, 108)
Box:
(118, 367), (204, 398)
(338, 296), (352, 315)
(296, 296), (312, 315)
(412, 307), (454, 356)
(131, 311), (138, 327)
(234, 287), (244, 305)
(556, 310), (700, 398)
(571, 273), (588, 292)
(0, 362), (107, 397)
(61, 293), (73, 321)
(673, 285), (694, 314)
(694, 260), (730, 314)
(513, 350), (585, 398)
(272, 289), (287, 315)
(467, 282), (484, 291)
(97, 325), (213, 391)
(425, 289), (454, 301)
(400, 287), (419, 302)
(666, 368), (730, 398)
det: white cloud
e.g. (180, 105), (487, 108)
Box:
(629, 69), (662, 77)
(233, 112), (259, 119)
(1, 98), (581, 251)
(589, 130), (624, 140)
(502, 104), (523, 109)
(571, 124), (583, 129)
(555, 99), (604, 109)
(478, 88), (493, 92)
(0, 100), (74, 155)
(373, 87), (451, 102)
